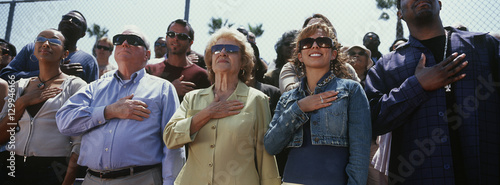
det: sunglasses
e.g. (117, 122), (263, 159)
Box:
(1, 48), (9, 56)
(113, 34), (146, 48)
(298, 37), (334, 51)
(166, 31), (191, 40)
(211, 44), (240, 54)
(61, 15), (83, 27)
(348, 51), (367, 56)
(155, 42), (167, 47)
(96, 45), (111, 51)
(35, 36), (63, 46)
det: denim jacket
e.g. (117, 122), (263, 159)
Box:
(264, 72), (372, 185)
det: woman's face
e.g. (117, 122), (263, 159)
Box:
(34, 30), (66, 63)
(298, 29), (336, 70)
(211, 38), (242, 76)
(348, 47), (369, 73)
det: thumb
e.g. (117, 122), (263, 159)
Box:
(214, 93), (220, 102)
(122, 94), (134, 100)
(178, 75), (184, 81)
(416, 53), (426, 70)
(63, 59), (71, 64)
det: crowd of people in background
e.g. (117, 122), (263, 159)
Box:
(0, 0), (499, 184)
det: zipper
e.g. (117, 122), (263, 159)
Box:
(23, 117), (34, 162)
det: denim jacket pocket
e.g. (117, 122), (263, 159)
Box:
(322, 90), (349, 146)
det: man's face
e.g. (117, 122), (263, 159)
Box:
(114, 30), (150, 70)
(399, 0), (441, 23)
(95, 40), (112, 60)
(166, 23), (192, 55)
(58, 11), (86, 42)
(0, 46), (13, 67)
(154, 38), (167, 58)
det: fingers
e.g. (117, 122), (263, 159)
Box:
(41, 88), (62, 99)
(178, 75), (184, 81)
(443, 53), (466, 73)
(180, 81), (196, 88)
(63, 59), (71, 64)
(121, 94), (134, 100)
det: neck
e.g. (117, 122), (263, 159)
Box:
(167, 52), (191, 67)
(97, 57), (109, 66)
(65, 40), (78, 52)
(305, 68), (329, 93)
(38, 62), (63, 81)
(408, 19), (445, 40)
(214, 74), (239, 100)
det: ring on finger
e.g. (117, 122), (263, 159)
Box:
(320, 95), (324, 103)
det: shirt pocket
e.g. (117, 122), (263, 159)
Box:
(324, 91), (349, 137)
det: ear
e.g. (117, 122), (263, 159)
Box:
(331, 50), (338, 61)
(189, 40), (193, 47)
(145, 50), (151, 61)
(397, 10), (403, 20)
(298, 52), (303, 63)
(62, 50), (69, 59)
(438, 1), (442, 10)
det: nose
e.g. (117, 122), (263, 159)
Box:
(121, 40), (130, 47)
(41, 40), (50, 48)
(311, 41), (320, 49)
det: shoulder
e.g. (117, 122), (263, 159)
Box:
(143, 73), (171, 86)
(71, 51), (97, 64)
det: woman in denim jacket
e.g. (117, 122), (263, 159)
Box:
(264, 23), (371, 185)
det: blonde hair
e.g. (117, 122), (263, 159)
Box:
(204, 27), (254, 83)
(293, 23), (353, 79)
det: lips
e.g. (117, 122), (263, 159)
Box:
(414, 0), (432, 9)
(309, 52), (323, 57)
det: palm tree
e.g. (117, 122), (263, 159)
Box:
(376, 0), (404, 39)
(208, 17), (234, 35)
(248, 23), (264, 37)
(86, 23), (109, 41)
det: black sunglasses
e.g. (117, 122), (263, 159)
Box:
(348, 51), (367, 56)
(96, 45), (111, 51)
(211, 44), (240, 54)
(1, 48), (9, 56)
(35, 36), (63, 46)
(155, 42), (167, 47)
(298, 37), (334, 51)
(113, 34), (146, 48)
(166, 31), (191, 40)
(61, 15), (83, 27)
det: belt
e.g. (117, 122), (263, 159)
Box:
(87, 164), (160, 179)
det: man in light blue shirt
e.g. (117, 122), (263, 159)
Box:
(56, 26), (185, 185)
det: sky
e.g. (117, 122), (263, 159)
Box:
(1, 0), (499, 67)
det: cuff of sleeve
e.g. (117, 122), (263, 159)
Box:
(404, 76), (430, 107)
(291, 102), (309, 129)
(176, 117), (196, 143)
(92, 106), (107, 126)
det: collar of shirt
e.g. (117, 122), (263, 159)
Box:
(112, 68), (146, 84)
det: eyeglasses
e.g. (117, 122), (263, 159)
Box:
(166, 31), (191, 40)
(348, 51), (367, 56)
(1, 48), (9, 56)
(61, 15), (83, 27)
(113, 34), (146, 48)
(96, 45), (111, 51)
(155, 42), (167, 47)
(211, 44), (240, 55)
(35, 36), (63, 46)
(298, 37), (334, 51)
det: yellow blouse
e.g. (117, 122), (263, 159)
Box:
(164, 81), (281, 185)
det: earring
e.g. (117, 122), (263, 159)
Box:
(330, 61), (335, 73)
(241, 69), (245, 76)
(30, 54), (37, 62)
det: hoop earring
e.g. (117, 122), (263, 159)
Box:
(241, 69), (245, 76)
(30, 54), (37, 62)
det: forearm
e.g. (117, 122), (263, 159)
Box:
(189, 109), (212, 135)
(264, 102), (307, 155)
(61, 153), (79, 185)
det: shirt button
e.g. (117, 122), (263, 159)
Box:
(99, 121), (102, 124)
(208, 163), (213, 167)
(444, 164), (451, 169)
(105, 148), (109, 152)
(314, 137), (319, 142)
(123, 85), (127, 88)
(109, 130), (112, 133)
(211, 125), (216, 129)
(210, 144), (215, 148)
(438, 112), (445, 117)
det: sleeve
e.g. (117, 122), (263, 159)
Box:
(264, 92), (309, 155)
(254, 93), (281, 185)
(75, 53), (99, 83)
(163, 92), (197, 149)
(160, 82), (185, 185)
(345, 83), (371, 185)
(0, 43), (39, 81)
(279, 62), (299, 93)
(364, 54), (431, 136)
(66, 78), (89, 155)
(55, 82), (107, 136)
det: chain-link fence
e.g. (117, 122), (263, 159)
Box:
(1, 0), (499, 66)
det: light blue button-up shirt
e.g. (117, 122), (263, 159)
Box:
(56, 68), (185, 184)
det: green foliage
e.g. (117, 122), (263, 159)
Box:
(248, 23), (264, 37)
(86, 23), (109, 41)
(208, 17), (234, 35)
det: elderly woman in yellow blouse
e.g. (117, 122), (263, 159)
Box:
(163, 27), (280, 185)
